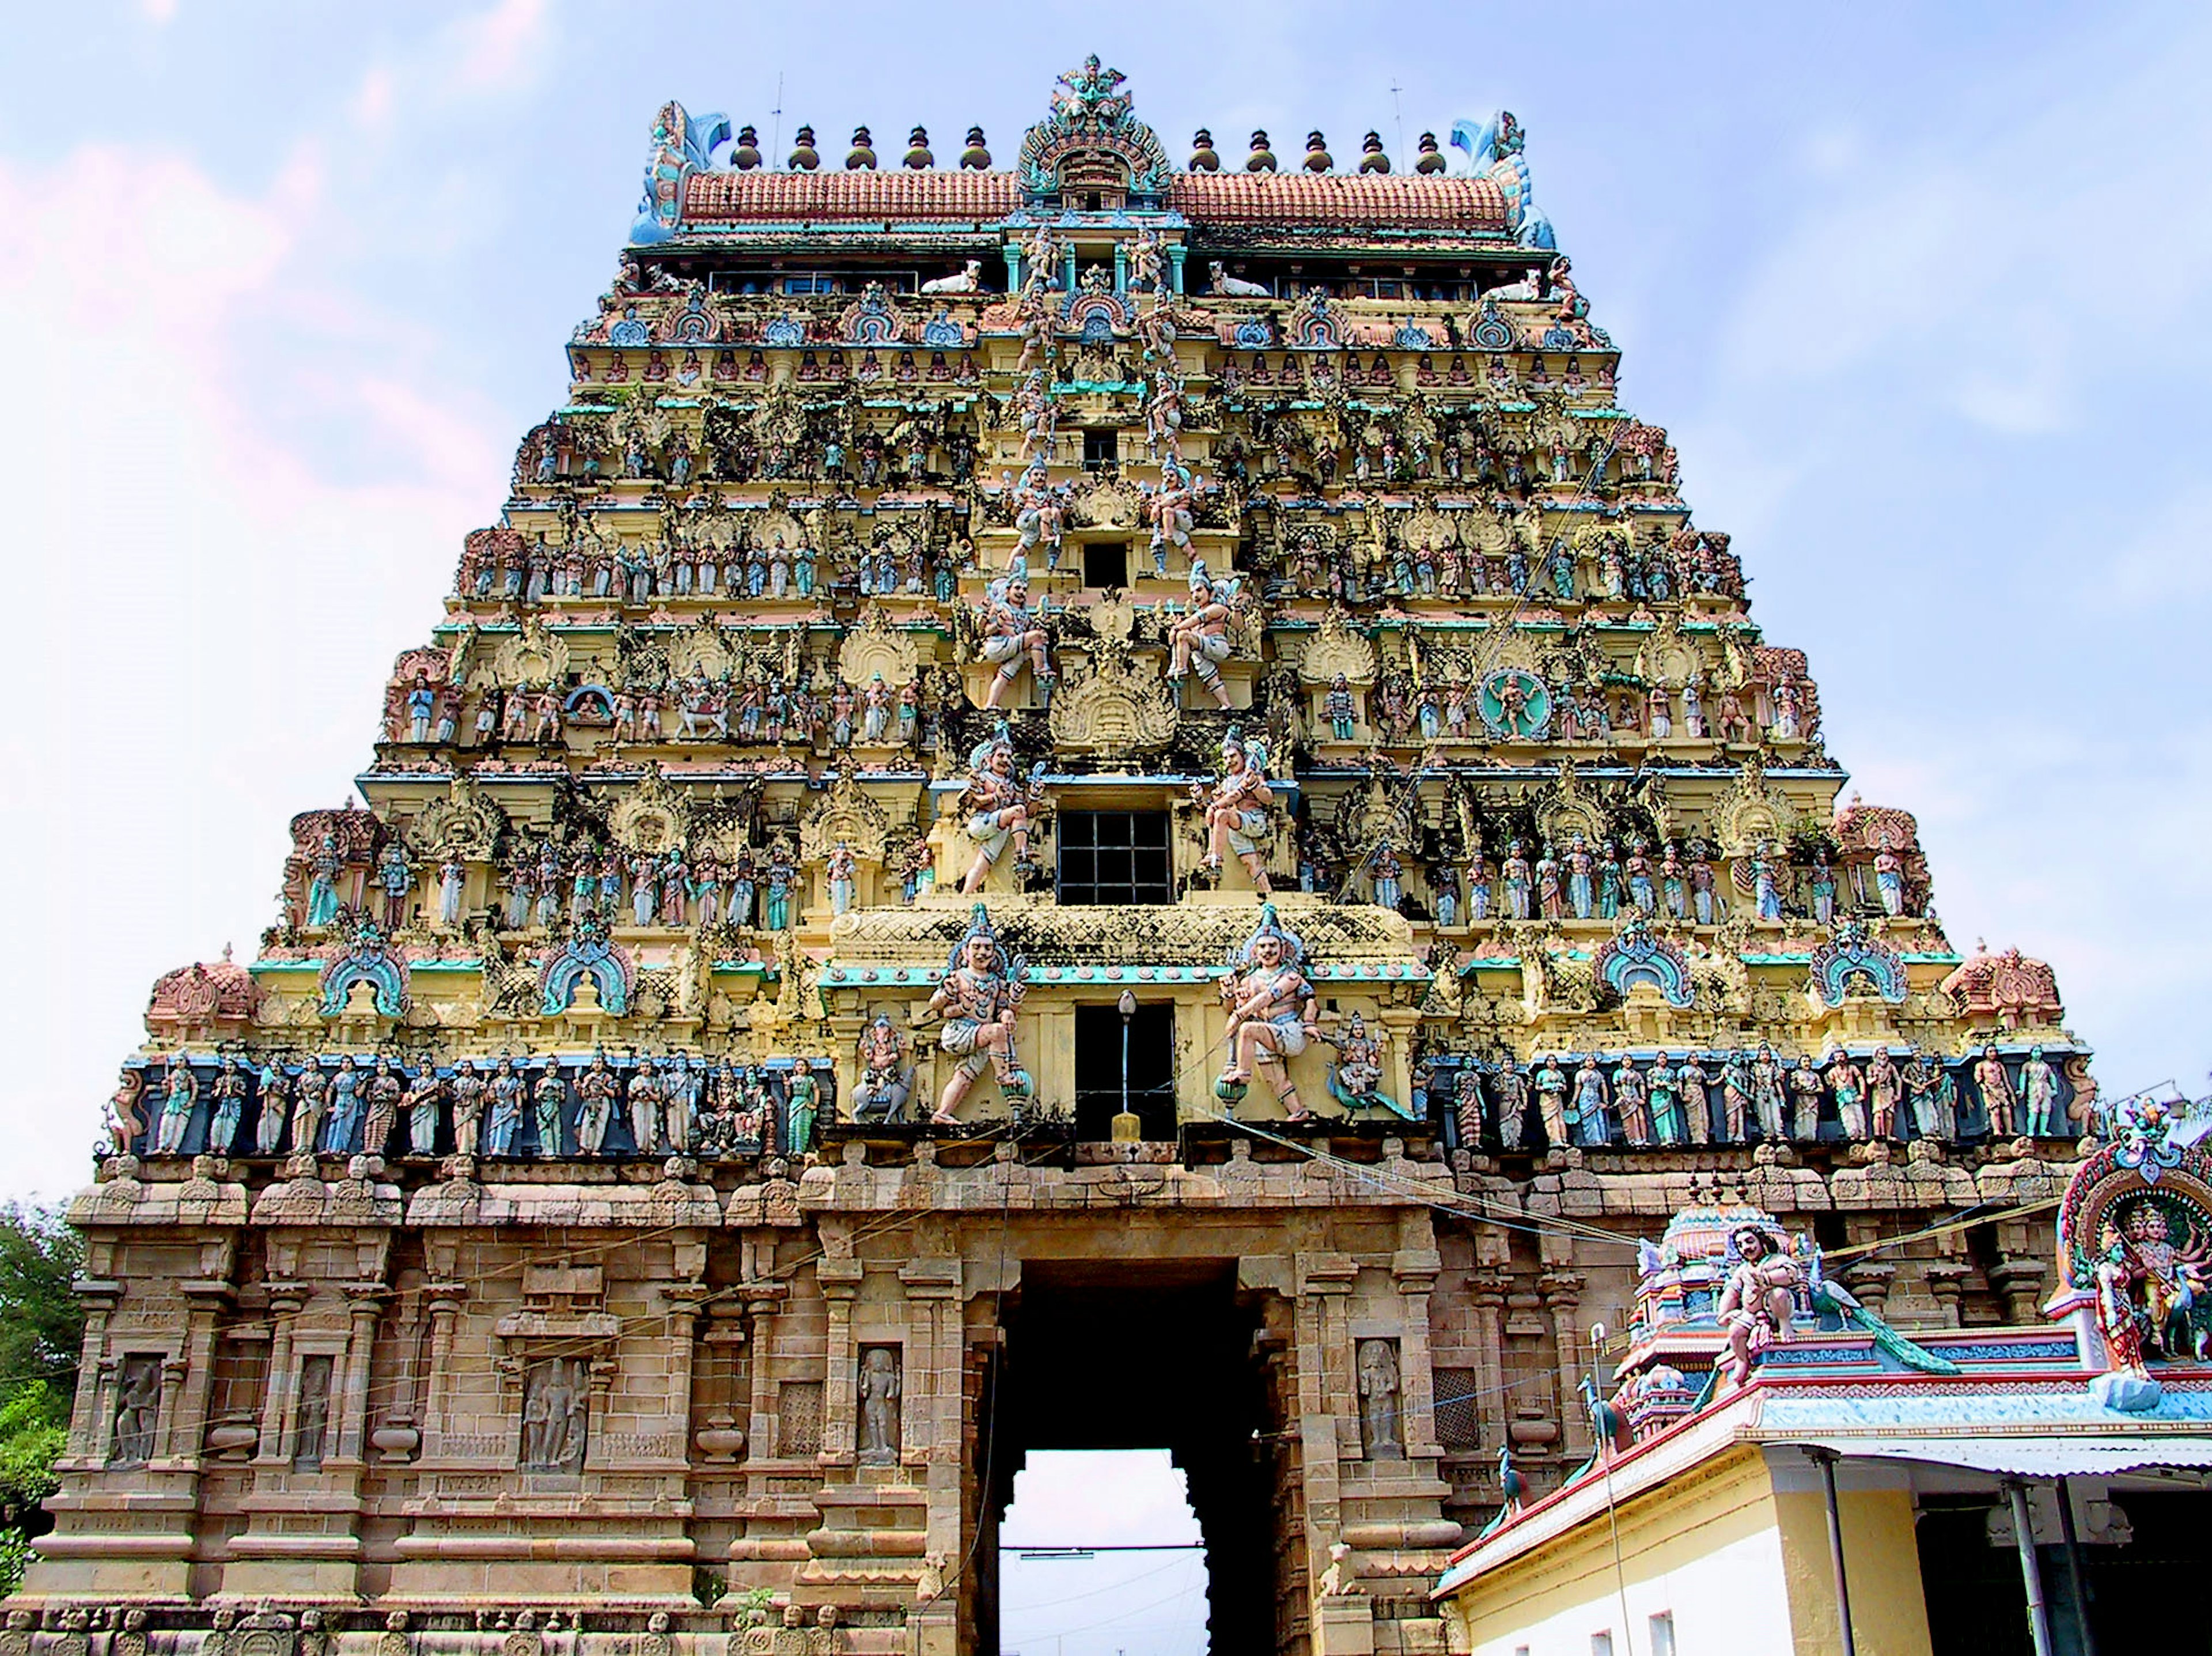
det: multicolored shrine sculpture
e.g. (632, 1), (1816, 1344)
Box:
(29, 61), (2106, 1656)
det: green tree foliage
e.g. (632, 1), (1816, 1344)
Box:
(0, 1204), (85, 1597)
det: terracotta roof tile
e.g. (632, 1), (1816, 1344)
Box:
(680, 167), (1512, 234)
(1168, 171), (1509, 230)
(683, 169), (1020, 223)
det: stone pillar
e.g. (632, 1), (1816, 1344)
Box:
(171, 1279), (232, 1469)
(1112, 243), (1128, 294)
(1925, 1263), (1969, 1329)
(1392, 1247), (1444, 1464)
(1001, 247), (1022, 293)
(1990, 1259), (2049, 1327)
(1168, 245), (1187, 294)
(253, 1283), (305, 1466)
(418, 1281), (464, 1456)
(1467, 1271), (1508, 1455)
(63, 1284), (118, 1466)
(1295, 1253), (1356, 1567)
(1540, 1271), (1587, 1462)
(818, 1255), (862, 1467)
(333, 1286), (385, 1464)
(900, 1257), (963, 1553)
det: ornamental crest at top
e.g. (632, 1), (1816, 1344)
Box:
(1017, 53), (1175, 203)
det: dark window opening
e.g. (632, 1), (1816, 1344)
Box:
(1082, 427), (1118, 469)
(1082, 540), (1128, 589)
(1056, 811), (1172, 905)
(1074, 1003), (1177, 1141)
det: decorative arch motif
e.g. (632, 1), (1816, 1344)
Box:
(1060, 289), (1131, 339)
(839, 284), (907, 346)
(540, 916), (632, 1016)
(836, 604), (922, 688)
(1471, 298), (1515, 351)
(1283, 293), (1344, 350)
(608, 766), (691, 854)
(658, 290), (719, 344)
(1297, 608), (1378, 686)
(801, 772), (896, 864)
(921, 312), (967, 349)
(1232, 317), (1275, 349)
(760, 313), (806, 349)
(1016, 56), (1174, 201)
(1393, 324), (1435, 351)
(493, 617), (571, 687)
(1806, 920), (1907, 1005)
(404, 773), (507, 860)
(1593, 917), (1693, 1007)
(319, 914), (409, 1018)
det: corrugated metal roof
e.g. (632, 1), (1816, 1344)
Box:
(1787, 1436), (2212, 1476)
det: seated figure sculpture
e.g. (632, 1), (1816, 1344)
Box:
(1216, 903), (1320, 1121)
(1190, 726), (1275, 893)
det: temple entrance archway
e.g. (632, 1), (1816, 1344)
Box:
(979, 1261), (1282, 1656)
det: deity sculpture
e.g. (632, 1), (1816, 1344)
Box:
(1865, 1046), (1903, 1139)
(926, 905), (1030, 1124)
(1902, 1051), (1955, 1139)
(200, 1056), (245, 1156)
(485, 1057), (525, 1156)
(1974, 1045), (2017, 1137)
(1787, 1053), (1824, 1141)
(2021, 1046), (2064, 1136)
(1355, 1340), (1403, 1460)
(1615, 1060), (1652, 1147)
(324, 1055), (364, 1155)
(957, 726), (1044, 894)
(627, 1059), (662, 1154)
(154, 1056), (196, 1156)
(362, 1055), (404, 1157)
(1493, 1056), (1529, 1151)
(291, 1061), (330, 1158)
(575, 1052), (618, 1154)
(827, 842), (858, 917)
(852, 1017), (914, 1124)
(251, 1060), (287, 1156)
(531, 1061), (569, 1158)
(857, 1347), (902, 1465)
(1533, 1055), (1569, 1146)
(1570, 1055), (1609, 1148)
(1826, 1051), (1867, 1139)
(784, 1058), (821, 1156)
(979, 574), (1054, 709)
(1166, 561), (1244, 710)
(1676, 1053), (1711, 1145)
(449, 1060), (487, 1156)
(1216, 903), (1320, 1122)
(1718, 1224), (1805, 1385)
(2094, 1197), (2212, 1373)
(1190, 727), (1276, 893)
(1146, 458), (1196, 576)
(1749, 1044), (1786, 1141)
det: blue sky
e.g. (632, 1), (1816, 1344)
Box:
(3, 2), (2207, 1194)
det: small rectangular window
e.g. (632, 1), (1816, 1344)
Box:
(1591, 1634), (1615, 1656)
(1056, 811), (1173, 906)
(1649, 1613), (1677, 1656)
(1083, 428), (1118, 468)
(1082, 540), (1128, 589)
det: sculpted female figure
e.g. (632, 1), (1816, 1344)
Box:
(1215, 903), (1320, 1122)
(926, 905), (1030, 1125)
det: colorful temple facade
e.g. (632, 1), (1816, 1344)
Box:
(24, 59), (2108, 1656)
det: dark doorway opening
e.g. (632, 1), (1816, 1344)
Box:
(1082, 428), (1118, 470)
(1082, 538), (1128, 588)
(1074, 1002), (1176, 1141)
(982, 1262), (1278, 1656)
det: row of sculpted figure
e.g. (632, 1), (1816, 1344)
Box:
(113, 1050), (828, 1163)
(456, 523), (973, 610)
(386, 667), (933, 754)
(1444, 1041), (2072, 1151)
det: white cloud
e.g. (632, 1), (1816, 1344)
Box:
(447, 0), (551, 94)
(0, 145), (496, 1199)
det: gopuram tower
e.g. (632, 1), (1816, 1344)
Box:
(29, 59), (2096, 1656)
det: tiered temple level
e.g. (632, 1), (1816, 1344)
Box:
(35, 60), (2093, 1656)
